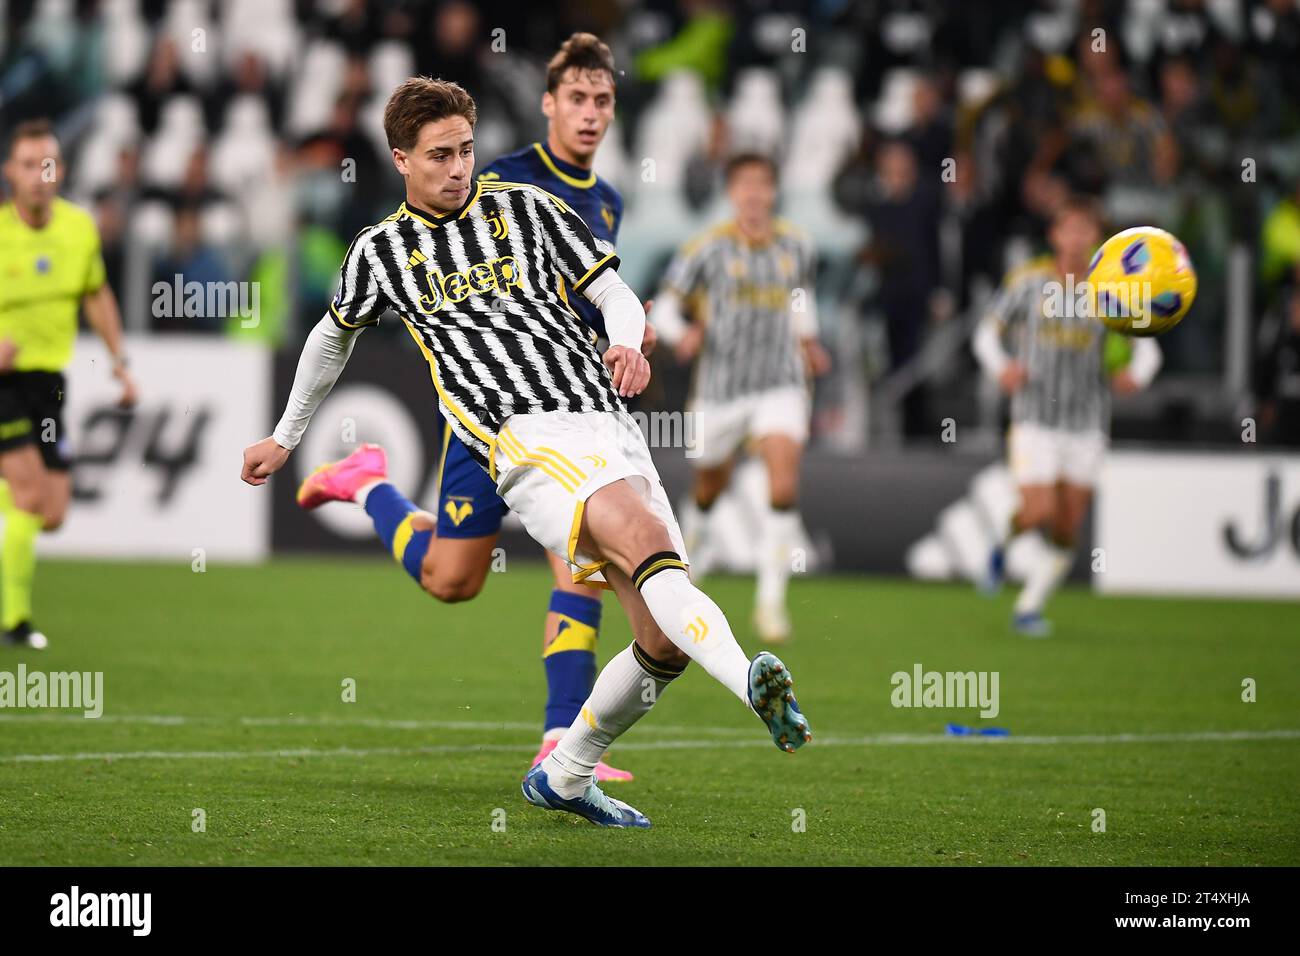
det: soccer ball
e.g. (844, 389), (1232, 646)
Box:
(1086, 226), (1197, 336)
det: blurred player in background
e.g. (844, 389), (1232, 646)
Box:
(0, 120), (137, 649)
(973, 197), (1161, 636)
(653, 153), (829, 643)
(291, 35), (648, 780)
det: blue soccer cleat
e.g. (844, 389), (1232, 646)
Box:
(979, 545), (1006, 595)
(748, 651), (812, 753)
(1013, 611), (1052, 638)
(521, 763), (651, 828)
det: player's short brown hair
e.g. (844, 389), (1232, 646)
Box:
(382, 77), (477, 152)
(724, 152), (778, 183)
(546, 32), (616, 92)
(1054, 193), (1107, 231)
(6, 118), (57, 158)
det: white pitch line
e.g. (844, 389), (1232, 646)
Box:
(0, 713), (754, 736)
(1, 728), (1296, 764)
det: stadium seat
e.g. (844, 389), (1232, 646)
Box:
(101, 0), (151, 85)
(162, 0), (219, 85)
(140, 96), (206, 188)
(780, 68), (865, 257)
(286, 39), (348, 139)
(725, 67), (784, 155)
(873, 68), (920, 136)
(220, 0), (298, 77)
(210, 96), (276, 197)
(783, 67), (859, 191)
(588, 118), (629, 194)
(72, 93), (142, 196)
(630, 70), (710, 204)
(369, 42), (416, 101)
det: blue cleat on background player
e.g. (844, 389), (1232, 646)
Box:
(980, 544), (1006, 596)
(748, 651), (812, 753)
(1013, 611), (1052, 638)
(521, 763), (651, 828)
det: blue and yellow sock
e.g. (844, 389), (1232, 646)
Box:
(543, 589), (602, 733)
(363, 483), (431, 584)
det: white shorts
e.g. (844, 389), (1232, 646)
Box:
(689, 385), (809, 468)
(1008, 423), (1107, 487)
(493, 408), (687, 588)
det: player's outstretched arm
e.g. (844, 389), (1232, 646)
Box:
(82, 283), (138, 408)
(241, 315), (363, 485)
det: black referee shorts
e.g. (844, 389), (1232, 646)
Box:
(0, 370), (71, 471)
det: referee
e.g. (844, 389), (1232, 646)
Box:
(0, 119), (137, 648)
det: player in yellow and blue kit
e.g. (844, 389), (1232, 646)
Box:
(295, 35), (651, 781)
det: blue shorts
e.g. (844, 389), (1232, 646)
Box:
(435, 419), (508, 539)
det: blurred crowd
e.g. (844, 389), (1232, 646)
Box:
(4, 0), (1300, 445)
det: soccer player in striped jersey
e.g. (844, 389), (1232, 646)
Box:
(0, 119), (138, 649)
(241, 77), (811, 827)
(973, 197), (1161, 636)
(652, 153), (830, 643)
(291, 35), (641, 782)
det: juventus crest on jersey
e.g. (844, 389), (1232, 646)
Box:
(329, 180), (622, 470)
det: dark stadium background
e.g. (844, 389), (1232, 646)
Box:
(3, 0), (1299, 584)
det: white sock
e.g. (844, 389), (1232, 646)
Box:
(757, 506), (799, 609)
(637, 562), (751, 703)
(1015, 540), (1073, 615)
(354, 479), (385, 507)
(543, 642), (682, 797)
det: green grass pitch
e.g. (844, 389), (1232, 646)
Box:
(1, 558), (1297, 866)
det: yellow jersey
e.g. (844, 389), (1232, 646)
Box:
(0, 196), (106, 372)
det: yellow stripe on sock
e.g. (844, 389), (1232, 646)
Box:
(543, 617), (599, 657)
(634, 557), (688, 590)
(633, 642), (686, 681)
(391, 513), (417, 563)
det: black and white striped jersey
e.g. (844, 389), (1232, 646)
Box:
(985, 256), (1109, 432)
(661, 219), (816, 403)
(329, 181), (621, 471)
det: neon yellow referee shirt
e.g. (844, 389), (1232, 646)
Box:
(0, 196), (106, 372)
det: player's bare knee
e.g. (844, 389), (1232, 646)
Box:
(1019, 497), (1053, 530)
(769, 486), (798, 510)
(1051, 515), (1081, 546)
(10, 485), (44, 515)
(1033, 504), (1057, 530)
(694, 488), (721, 510)
(693, 468), (730, 508)
(424, 569), (485, 603)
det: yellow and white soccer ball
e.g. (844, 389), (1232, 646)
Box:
(1087, 226), (1197, 336)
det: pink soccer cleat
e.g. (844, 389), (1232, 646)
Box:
(530, 739), (634, 783)
(595, 759), (635, 783)
(297, 443), (388, 509)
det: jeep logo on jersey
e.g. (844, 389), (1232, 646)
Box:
(418, 255), (521, 314)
